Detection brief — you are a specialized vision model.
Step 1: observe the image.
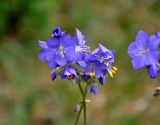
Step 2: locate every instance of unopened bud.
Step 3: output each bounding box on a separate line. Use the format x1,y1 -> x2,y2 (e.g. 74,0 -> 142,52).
152,87 -> 160,97
73,104 -> 80,113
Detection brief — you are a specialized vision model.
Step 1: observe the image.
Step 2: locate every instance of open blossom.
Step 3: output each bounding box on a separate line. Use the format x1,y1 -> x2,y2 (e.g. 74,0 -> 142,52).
38,27 -> 76,68
128,30 -> 159,69
38,27 -> 90,68
128,30 -> 160,78
68,29 -> 90,64
81,54 -> 107,78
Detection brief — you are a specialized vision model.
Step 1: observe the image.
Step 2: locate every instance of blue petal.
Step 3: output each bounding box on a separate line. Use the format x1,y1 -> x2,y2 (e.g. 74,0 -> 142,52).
61,34 -> 75,47
99,76 -> 106,85
95,67 -> 103,78
38,40 -> 48,49
55,51 -> 67,66
38,48 -> 56,61
61,68 -> 66,79
146,64 -> 159,79
156,32 -> 160,37
145,51 -> 159,65
47,37 -> 60,48
52,26 -> 64,38
135,30 -> 148,47
131,56 -> 145,69
98,43 -> 108,52
90,84 -> 99,95
75,28 -> 85,46
51,71 -> 56,81
68,66 -> 77,76
149,34 -> 160,49
78,61 -> 86,68
38,49 -> 56,68
65,46 -> 76,62
60,65 -> 77,79
41,49 -> 57,68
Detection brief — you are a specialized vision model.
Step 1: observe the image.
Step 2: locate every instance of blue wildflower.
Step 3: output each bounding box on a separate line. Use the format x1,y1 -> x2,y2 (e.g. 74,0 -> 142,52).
68,29 -> 90,64
52,26 -> 64,38
88,84 -> 99,95
92,43 -> 115,63
128,30 -> 159,69
38,27 -> 76,68
61,65 -> 77,80
92,44 -> 117,78
82,54 -> 107,78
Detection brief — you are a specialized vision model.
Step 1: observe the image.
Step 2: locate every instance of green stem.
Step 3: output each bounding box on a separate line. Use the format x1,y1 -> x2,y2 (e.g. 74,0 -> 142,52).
74,82 -> 88,125
83,87 -> 87,125
74,104 -> 84,125
74,82 -> 84,125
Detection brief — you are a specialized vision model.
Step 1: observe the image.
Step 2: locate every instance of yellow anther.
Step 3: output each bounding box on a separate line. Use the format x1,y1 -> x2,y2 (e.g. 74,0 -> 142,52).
59,46 -> 63,50
112,66 -> 117,71
108,70 -> 113,78
112,69 -> 116,74
89,72 -> 95,77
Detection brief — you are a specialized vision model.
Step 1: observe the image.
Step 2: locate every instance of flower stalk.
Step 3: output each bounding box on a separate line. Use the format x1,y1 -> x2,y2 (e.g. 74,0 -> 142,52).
38,26 -> 116,125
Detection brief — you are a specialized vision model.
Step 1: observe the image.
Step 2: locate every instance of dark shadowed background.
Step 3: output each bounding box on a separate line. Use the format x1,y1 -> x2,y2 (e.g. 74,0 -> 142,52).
0,0 -> 160,125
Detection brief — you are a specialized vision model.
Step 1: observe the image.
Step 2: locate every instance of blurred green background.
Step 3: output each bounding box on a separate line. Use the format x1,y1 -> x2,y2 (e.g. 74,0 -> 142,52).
0,0 -> 160,125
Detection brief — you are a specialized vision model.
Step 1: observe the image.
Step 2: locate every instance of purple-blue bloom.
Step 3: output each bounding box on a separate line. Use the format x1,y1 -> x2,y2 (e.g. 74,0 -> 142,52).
68,29 -> 90,64
92,43 -> 117,78
61,65 -> 77,80
38,27 -> 76,68
89,84 -> 99,95
92,43 -> 115,63
82,54 -> 107,78
128,30 -> 159,70
52,26 -> 64,38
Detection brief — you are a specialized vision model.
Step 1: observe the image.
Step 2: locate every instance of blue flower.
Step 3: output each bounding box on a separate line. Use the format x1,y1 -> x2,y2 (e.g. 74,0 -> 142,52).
92,43 -> 115,63
52,26 -> 64,38
91,44 -> 117,78
61,65 -> 77,80
68,29 -> 90,64
82,54 -> 107,78
38,27 -> 76,68
128,30 -> 159,69
146,63 -> 159,79
88,84 -> 99,95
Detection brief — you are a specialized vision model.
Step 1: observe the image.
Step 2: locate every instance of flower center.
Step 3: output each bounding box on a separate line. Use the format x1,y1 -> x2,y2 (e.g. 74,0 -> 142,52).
133,48 -> 149,56
67,74 -> 74,80
89,72 -> 95,77
59,46 -> 63,51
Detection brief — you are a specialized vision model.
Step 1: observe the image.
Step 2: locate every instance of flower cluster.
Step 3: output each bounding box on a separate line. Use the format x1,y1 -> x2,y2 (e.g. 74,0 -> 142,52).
38,26 -> 117,94
128,30 -> 160,78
